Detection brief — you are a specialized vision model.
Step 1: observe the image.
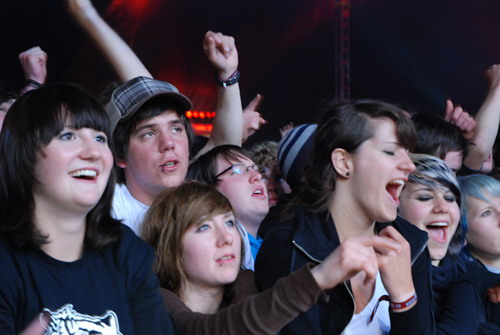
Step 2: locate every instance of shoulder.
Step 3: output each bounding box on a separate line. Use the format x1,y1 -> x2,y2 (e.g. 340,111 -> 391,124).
113,224 -> 155,265
112,185 -> 149,234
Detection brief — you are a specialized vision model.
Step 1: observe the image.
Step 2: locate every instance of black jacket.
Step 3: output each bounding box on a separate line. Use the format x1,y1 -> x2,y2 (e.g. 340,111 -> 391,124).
255,207 -> 435,335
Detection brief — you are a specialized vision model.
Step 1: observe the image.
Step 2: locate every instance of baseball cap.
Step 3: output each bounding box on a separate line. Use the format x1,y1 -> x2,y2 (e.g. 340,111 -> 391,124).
106,76 -> 193,130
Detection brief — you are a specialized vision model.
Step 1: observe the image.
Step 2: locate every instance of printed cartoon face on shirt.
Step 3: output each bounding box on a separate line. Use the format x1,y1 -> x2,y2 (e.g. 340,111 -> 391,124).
181,212 -> 242,291
399,182 -> 460,265
44,304 -> 122,335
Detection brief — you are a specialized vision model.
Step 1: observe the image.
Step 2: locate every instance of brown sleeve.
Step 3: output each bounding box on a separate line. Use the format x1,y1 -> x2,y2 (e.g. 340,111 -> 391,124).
161,264 -> 327,335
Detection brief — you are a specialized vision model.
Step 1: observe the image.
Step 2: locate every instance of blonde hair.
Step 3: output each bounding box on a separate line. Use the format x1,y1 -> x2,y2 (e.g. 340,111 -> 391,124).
141,181 -> 234,293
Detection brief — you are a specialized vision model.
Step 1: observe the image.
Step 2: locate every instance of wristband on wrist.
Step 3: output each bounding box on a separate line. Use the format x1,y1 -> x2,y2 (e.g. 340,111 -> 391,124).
25,79 -> 43,89
215,70 -> 240,88
369,293 -> 417,323
19,79 -> 44,96
389,293 -> 417,310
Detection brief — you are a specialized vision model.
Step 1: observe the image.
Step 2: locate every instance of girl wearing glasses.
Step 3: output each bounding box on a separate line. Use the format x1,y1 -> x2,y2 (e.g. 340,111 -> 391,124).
188,144 -> 271,269
255,100 -> 434,334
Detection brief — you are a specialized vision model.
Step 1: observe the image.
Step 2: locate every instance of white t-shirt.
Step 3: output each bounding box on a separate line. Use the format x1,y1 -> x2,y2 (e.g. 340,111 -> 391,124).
343,272 -> 390,335
111,184 -> 255,270
235,221 -> 255,271
112,184 -> 149,235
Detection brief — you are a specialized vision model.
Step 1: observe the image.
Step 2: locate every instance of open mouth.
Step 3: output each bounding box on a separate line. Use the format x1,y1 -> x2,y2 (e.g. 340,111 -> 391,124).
426,222 -> 448,243
252,188 -> 267,199
386,179 -> 405,202
216,254 -> 236,265
69,169 -> 97,181
160,160 -> 177,171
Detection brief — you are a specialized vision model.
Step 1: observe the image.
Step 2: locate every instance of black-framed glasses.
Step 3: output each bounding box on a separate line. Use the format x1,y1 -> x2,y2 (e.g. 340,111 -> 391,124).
215,163 -> 260,179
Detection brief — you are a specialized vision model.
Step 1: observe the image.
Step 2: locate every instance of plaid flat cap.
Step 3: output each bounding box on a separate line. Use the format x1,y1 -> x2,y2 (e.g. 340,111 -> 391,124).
106,76 -> 192,130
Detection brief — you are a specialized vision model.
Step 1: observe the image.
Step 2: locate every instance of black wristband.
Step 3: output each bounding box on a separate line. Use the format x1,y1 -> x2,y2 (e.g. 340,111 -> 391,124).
215,70 -> 240,88
25,79 -> 43,89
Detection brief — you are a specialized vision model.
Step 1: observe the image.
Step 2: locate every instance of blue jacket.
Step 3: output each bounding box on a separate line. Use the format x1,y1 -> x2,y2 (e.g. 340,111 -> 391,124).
255,208 -> 435,335
433,251 -> 500,335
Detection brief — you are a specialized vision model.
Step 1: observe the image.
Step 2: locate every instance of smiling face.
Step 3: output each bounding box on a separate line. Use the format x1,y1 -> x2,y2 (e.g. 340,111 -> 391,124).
119,111 -> 190,204
345,118 -> 415,223
399,182 -> 460,264
181,212 -> 241,292
465,193 -> 500,266
215,156 -> 269,233
34,126 -> 113,216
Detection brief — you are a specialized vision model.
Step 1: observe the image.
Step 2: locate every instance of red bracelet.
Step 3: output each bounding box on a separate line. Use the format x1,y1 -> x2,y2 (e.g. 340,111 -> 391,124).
369,293 -> 417,323
389,293 -> 417,310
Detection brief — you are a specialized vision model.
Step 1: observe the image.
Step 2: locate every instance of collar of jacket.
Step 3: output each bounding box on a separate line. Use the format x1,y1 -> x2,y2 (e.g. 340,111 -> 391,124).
291,208 -> 429,265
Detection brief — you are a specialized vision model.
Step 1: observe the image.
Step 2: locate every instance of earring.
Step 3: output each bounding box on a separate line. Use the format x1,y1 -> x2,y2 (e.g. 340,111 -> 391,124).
345,171 -> 351,177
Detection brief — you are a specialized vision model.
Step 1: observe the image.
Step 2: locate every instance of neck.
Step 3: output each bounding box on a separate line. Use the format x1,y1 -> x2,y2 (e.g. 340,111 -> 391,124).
328,187 -> 375,242
237,218 -> 261,238
34,208 -> 87,262
123,173 -> 155,206
179,282 -> 224,314
471,251 -> 500,270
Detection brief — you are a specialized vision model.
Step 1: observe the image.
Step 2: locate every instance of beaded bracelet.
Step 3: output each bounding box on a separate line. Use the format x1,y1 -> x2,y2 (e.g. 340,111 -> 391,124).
215,70 -> 240,88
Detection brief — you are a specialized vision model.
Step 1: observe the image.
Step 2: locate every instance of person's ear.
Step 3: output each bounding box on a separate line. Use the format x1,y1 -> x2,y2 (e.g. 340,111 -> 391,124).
331,148 -> 353,178
116,159 -> 127,169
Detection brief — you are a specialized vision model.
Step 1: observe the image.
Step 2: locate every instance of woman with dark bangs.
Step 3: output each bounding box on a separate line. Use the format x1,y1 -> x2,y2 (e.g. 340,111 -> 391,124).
0,83 -> 175,334
255,100 -> 435,334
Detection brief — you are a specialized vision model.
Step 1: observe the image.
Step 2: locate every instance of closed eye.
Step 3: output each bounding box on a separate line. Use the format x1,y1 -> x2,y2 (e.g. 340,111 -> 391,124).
444,194 -> 456,203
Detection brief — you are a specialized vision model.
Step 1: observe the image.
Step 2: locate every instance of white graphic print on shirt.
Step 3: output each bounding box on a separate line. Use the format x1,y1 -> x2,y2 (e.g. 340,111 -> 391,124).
43,304 -> 122,335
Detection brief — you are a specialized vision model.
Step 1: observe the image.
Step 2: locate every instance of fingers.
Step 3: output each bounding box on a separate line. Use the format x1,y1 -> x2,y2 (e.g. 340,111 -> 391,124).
488,285 -> 500,303
445,102 -> 476,133
444,99 -> 454,121
19,313 -> 49,335
486,64 -> 500,87
244,94 -> 264,112
18,46 -> 48,83
203,31 -> 235,58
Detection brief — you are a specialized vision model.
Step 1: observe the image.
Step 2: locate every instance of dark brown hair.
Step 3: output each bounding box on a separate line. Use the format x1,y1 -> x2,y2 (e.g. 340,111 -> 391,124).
0,82 -> 121,249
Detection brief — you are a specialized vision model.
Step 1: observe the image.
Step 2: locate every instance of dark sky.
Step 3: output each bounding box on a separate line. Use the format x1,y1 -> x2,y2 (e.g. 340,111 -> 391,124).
1,0 -> 499,144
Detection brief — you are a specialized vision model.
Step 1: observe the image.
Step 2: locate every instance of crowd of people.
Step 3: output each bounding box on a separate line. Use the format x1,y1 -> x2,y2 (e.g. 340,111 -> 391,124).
1,1 -> 500,334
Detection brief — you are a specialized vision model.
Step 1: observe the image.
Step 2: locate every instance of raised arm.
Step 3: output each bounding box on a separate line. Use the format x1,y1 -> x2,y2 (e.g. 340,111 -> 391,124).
67,0 -> 152,81
463,64 -> 500,171
192,31 -> 243,159
18,46 -> 48,95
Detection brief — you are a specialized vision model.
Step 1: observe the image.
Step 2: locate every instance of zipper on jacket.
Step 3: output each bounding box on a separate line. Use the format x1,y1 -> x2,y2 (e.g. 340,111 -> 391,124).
291,240 -> 323,263
411,235 -> 429,265
292,240 -> 356,334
